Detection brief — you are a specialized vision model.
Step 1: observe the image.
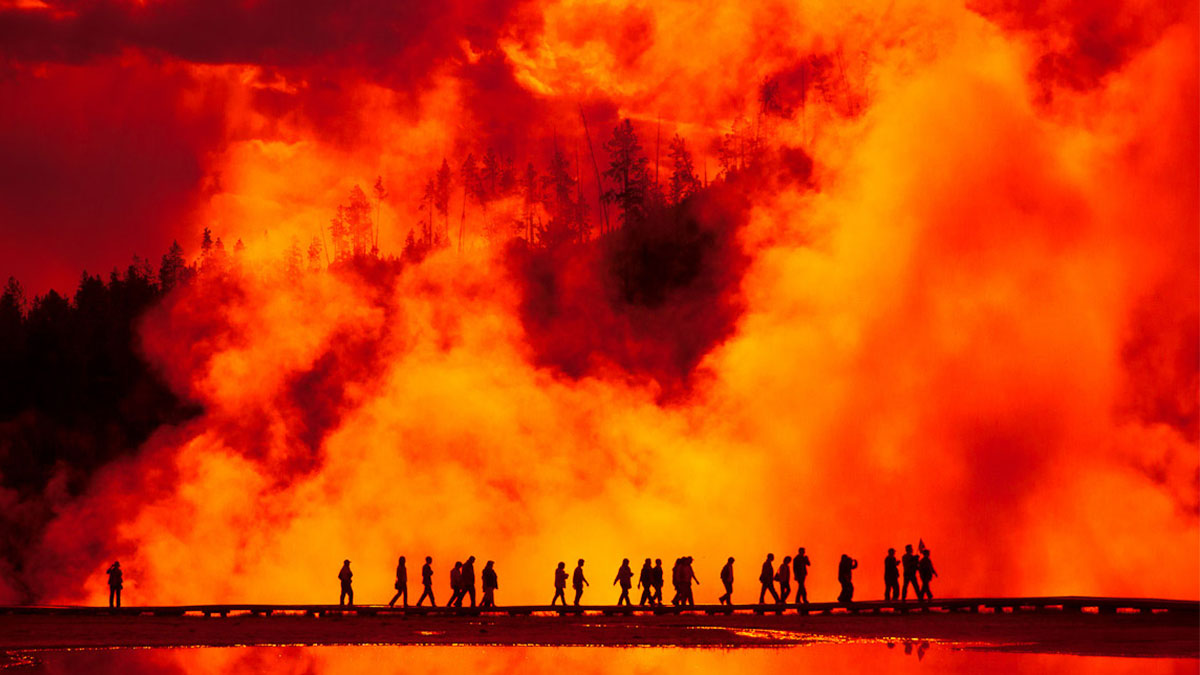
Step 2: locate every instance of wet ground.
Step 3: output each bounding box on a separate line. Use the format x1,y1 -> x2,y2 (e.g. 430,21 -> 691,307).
0,611 -> 1194,657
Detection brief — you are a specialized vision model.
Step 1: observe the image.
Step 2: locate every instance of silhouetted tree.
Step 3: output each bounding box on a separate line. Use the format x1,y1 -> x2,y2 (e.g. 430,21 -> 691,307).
603,119 -> 651,229
668,134 -> 700,205
307,237 -> 324,273
373,176 -> 387,254
541,143 -> 585,246
159,241 -> 186,292
435,159 -> 452,246
286,236 -> 304,283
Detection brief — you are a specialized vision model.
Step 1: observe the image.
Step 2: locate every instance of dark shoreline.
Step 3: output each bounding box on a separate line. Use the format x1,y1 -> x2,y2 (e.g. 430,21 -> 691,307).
0,612 -> 1195,658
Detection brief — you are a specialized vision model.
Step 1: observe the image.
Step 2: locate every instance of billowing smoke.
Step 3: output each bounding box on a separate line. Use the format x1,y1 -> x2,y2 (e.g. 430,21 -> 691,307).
0,0 -> 1195,606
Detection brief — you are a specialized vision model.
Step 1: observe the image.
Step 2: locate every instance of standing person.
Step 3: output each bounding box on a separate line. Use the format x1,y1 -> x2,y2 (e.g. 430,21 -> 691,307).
776,555 -> 792,605
650,559 -> 665,605
572,559 -> 589,606
918,549 -> 938,601
901,544 -> 921,601
883,549 -> 900,602
389,556 -> 408,608
448,561 -> 463,607
682,557 -> 699,606
481,561 -> 499,608
461,556 -> 477,607
552,562 -> 568,605
718,557 -> 735,605
837,554 -> 858,603
614,559 -> 634,606
417,556 -> 436,607
339,560 -> 354,606
106,561 -> 123,608
794,547 -> 811,606
637,559 -> 654,606
758,554 -> 779,604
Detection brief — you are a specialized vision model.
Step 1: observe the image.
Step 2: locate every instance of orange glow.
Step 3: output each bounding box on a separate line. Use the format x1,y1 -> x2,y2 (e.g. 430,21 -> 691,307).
2,0 -> 1194,607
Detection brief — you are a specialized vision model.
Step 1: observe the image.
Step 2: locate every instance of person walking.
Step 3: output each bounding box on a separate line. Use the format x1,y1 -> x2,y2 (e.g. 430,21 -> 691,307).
837,554 -> 858,603
758,554 -> 779,604
776,555 -> 792,604
718,557 -> 735,605
389,556 -> 408,608
461,556 -> 477,607
481,561 -> 499,607
448,561 -> 464,607
637,558 -> 654,606
614,559 -> 634,606
884,548 -> 900,602
918,549 -> 938,601
684,557 -> 700,606
552,562 -> 568,606
572,559 -> 589,606
338,560 -> 354,606
670,558 -> 683,606
417,556 -> 436,606
650,559 -> 665,605
901,544 -> 920,601
794,547 -> 811,605
106,561 -> 123,608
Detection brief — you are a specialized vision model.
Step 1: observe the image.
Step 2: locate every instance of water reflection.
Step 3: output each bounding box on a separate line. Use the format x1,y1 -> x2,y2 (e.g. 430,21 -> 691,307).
8,644 -> 1196,674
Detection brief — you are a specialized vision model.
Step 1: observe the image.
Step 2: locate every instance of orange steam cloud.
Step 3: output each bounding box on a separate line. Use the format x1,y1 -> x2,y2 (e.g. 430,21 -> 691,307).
4,0 -> 1195,605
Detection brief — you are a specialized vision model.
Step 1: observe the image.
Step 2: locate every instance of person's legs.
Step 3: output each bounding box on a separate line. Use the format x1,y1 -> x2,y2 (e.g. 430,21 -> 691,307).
779,584 -> 790,604
573,588 -> 583,606
468,587 -> 476,607
109,588 -> 115,608
390,591 -> 401,607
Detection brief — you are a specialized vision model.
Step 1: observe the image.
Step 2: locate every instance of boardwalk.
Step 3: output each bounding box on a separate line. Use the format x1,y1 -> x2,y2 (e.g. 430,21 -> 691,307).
0,597 -> 1195,657
1,595 -> 1194,618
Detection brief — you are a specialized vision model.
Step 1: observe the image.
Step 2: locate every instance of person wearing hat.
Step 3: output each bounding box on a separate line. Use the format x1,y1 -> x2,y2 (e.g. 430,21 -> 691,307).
338,559 -> 354,606
106,561 -> 123,608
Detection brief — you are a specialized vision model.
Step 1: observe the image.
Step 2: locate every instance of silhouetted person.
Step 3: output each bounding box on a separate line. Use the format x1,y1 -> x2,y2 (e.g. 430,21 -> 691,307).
794,547 -> 810,605
884,548 -> 900,602
918,550 -> 937,601
650,559 -> 664,605
572,559 -> 589,606
106,561 -> 123,608
758,554 -> 779,604
901,544 -> 920,601
614,559 -> 633,606
481,560 -> 498,607
339,559 -> 354,606
776,555 -> 792,604
837,554 -> 858,603
417,556 -> 436,607
449,561 -> 463,607
389,556 -> 408,608
552,562 -> 568,606
638,558 -> 654,605
682,556 -> 699,606
461,556 -> 477,607
670,557 -> 683,606
719,557 -> 735,605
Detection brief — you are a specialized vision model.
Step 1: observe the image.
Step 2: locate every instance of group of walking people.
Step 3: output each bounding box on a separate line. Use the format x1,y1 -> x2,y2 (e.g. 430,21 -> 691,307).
339,555 -> 500,609
104,544 -> 938,609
